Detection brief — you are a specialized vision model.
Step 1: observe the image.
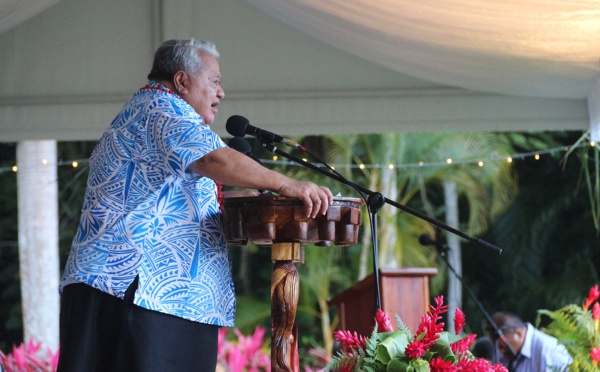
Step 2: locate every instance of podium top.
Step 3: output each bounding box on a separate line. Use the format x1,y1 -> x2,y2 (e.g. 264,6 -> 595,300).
221,195 -> 365,246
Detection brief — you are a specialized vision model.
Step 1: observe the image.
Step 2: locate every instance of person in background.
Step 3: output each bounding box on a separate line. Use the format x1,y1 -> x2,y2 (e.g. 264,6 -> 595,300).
472,336 -> 495,362
488,312 -> 572,371
57,38 -> 333,372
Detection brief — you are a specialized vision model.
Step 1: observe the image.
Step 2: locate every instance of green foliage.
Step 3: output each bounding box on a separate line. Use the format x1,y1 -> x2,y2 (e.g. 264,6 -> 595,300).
232,295 -> 271,334
461,131 -> 599,333
537,301 -> 600,371
563,131 -> 600,231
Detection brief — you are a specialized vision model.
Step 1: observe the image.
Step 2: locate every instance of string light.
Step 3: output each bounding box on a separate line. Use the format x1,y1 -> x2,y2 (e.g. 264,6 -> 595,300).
0,142 -> 595,175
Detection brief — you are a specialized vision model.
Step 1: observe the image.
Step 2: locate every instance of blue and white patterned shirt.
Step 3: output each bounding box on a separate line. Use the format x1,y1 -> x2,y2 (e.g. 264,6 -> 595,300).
60,81 -> 235,327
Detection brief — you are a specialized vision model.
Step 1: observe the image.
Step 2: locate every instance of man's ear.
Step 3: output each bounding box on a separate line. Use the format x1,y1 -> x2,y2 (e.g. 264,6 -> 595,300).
515,327 -> 527,342
173,70 -> 188,94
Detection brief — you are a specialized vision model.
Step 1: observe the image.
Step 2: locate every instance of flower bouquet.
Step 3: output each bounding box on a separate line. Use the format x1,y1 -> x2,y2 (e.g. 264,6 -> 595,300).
537,284 -> 600,371
0,339 -> 59,372
327,296 -> 507,371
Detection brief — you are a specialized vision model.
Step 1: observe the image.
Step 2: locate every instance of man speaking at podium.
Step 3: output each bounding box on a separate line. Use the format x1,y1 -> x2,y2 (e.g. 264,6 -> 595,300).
57,39 -> 333,372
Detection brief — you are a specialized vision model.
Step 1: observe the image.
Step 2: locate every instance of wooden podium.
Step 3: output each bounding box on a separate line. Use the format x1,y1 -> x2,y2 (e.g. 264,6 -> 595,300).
222,196 -> 365,372
329,268 -> 438,336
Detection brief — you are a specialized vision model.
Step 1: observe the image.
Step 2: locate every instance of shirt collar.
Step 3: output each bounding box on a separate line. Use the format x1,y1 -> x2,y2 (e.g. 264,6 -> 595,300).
519,323 -> 534,359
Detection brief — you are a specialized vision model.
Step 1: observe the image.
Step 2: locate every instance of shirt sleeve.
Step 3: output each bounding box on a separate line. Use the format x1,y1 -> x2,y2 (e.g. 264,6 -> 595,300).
147,112 -> 226,179
545,343 -> 572,371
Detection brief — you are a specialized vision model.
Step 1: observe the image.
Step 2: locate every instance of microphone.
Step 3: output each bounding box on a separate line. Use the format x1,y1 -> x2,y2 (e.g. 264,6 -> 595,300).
226,115 -> 304,150
419,234 -> 447,252
227,137 -> 272,195
228,137 -> 265,166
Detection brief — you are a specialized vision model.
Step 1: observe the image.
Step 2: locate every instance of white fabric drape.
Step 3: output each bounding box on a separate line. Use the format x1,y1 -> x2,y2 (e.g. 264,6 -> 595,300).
246,0 -> 600,99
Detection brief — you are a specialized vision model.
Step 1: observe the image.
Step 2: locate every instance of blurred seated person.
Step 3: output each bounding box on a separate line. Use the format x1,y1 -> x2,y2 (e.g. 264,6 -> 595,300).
488,312 -> 572,371
472,336 -> 495,362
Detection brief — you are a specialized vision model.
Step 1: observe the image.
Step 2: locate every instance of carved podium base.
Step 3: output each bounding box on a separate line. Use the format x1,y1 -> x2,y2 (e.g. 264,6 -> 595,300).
271,243 -> 303,371
222,196 -> 364,372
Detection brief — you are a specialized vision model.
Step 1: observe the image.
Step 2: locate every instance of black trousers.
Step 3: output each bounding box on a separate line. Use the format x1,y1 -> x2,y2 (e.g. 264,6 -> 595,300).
57,278 -> 219,372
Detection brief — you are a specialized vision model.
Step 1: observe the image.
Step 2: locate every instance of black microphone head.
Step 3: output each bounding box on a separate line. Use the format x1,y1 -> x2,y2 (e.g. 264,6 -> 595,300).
226,115 -> 250,137
228,137 -> 252,154
419,234 -> 436,246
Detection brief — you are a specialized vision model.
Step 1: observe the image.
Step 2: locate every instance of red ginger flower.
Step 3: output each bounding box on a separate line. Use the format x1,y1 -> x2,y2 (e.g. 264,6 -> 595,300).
333,329 -> 366,351
591,347 -> 600,367
412,295 -> 448,350
454,308 -> 466,335
456,357 -> 491,371
375,309 -> 395,332
492,364 -> 509,372
430,295 -> 449,320
584,284 -> 600,311
451,333 -> 476,358
430,356 -> 456,371
415,313 -> 443,349
405,340 -> 426,359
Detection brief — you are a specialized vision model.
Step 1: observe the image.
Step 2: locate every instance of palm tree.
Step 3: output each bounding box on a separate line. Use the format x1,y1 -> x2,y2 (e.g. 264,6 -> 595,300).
320,132 -> 517,279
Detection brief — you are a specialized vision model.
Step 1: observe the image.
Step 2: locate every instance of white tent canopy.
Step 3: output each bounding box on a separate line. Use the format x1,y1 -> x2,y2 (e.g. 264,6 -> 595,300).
1,0 -> 599,351
0,0 -> 597,142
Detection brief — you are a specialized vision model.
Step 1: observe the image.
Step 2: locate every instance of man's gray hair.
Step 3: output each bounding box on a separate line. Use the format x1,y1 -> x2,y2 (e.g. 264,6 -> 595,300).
147,39 -> 219,82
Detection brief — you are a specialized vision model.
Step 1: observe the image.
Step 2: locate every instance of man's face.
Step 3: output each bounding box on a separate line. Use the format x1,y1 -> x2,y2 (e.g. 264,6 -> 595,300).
492,327 -> 525,359
180,53 -> 224,125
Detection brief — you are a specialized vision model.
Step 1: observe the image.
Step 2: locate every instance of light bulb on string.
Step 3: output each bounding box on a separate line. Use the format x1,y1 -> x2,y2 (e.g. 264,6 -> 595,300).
0,141 -> 591,175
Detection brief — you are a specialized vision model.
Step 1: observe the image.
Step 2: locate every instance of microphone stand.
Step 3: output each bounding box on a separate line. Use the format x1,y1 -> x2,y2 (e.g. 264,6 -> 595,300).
260,142 -> 503,256
260,142 -> 503,317
424,237 -> 517,359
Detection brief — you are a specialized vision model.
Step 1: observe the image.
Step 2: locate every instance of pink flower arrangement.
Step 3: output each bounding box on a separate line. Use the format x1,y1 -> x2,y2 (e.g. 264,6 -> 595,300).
217,326 -> 271,372
328,295 -> 508,372
0,339 -> 59,372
